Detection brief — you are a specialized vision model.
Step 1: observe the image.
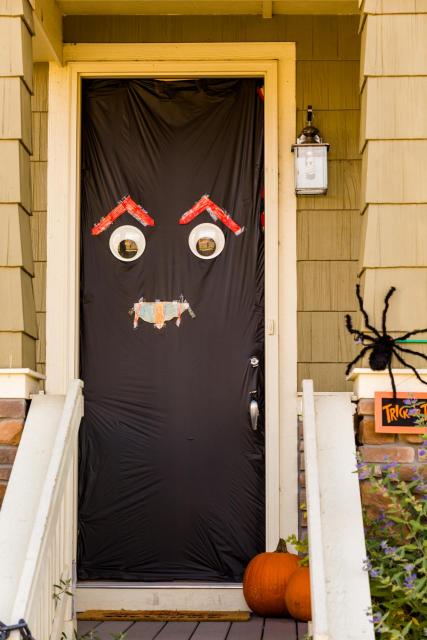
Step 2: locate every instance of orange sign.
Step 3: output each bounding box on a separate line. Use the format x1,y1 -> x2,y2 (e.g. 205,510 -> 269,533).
375,392 -> 427,434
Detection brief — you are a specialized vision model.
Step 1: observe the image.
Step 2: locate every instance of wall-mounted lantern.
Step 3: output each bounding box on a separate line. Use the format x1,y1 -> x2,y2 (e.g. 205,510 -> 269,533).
291,105 -> 329,195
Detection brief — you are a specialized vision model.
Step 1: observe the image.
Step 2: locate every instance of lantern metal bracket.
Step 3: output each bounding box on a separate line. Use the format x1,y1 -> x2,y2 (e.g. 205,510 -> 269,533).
292,105 -> 329,149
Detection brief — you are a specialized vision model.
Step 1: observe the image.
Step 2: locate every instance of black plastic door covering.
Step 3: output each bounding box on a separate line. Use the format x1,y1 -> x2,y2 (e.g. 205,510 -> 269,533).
78,78 -> 265,582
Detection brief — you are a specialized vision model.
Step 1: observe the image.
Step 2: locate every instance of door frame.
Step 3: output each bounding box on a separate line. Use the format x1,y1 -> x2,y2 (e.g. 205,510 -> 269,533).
46,42 -> 297,552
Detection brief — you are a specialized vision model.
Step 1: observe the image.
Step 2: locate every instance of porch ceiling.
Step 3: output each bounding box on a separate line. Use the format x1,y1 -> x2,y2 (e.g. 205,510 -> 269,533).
57,0 -> 359,16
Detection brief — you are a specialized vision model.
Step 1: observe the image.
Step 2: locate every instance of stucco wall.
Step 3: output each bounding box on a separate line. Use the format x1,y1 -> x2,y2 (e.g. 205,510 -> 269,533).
43,14 -> 361,391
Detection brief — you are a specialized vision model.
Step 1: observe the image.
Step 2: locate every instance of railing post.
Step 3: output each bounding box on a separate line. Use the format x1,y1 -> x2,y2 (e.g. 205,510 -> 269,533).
302,380 -> 329,640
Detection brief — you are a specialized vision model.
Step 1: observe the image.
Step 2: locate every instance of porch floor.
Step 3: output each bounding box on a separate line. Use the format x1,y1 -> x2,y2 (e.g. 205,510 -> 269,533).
78,617 -> 308,639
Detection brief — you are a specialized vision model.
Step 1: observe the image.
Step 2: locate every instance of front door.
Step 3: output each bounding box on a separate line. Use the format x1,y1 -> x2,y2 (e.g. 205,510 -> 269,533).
78,78 -> 265,582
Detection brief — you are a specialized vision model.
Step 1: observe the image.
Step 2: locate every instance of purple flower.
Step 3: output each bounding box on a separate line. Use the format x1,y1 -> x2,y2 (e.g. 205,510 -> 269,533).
404,573 -> 417,590
385,545 -> 397,555
379,540 -> 397,555
357,462 -> 370,479
383,462 -> 396,471
369,568 -> 380,578
388,472 -> 398,480
408,408 -> 420,416
403,563 -> 417,590
363,558 -> 373,573
419,448 -> 426,457
370,612 -> 382,624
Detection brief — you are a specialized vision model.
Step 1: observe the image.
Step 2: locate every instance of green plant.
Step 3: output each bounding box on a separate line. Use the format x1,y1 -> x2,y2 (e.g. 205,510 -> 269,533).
53,580 -> 127,640
357,449 -> 427,639
286,532 -> 309,567
53,577 -> 73,604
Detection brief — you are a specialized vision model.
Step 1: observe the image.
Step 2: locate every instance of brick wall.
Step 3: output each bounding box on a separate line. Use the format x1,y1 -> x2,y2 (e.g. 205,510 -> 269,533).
0,399 -> 28,508
356,398 -> 426,515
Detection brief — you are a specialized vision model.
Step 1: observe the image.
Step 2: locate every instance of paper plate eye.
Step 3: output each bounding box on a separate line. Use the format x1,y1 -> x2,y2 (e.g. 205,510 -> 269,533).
109,225 -> 146,262
188,223 -> 225,260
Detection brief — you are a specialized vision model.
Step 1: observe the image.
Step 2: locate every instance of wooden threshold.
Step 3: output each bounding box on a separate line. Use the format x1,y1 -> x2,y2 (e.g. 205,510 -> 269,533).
77,610 -> 250,622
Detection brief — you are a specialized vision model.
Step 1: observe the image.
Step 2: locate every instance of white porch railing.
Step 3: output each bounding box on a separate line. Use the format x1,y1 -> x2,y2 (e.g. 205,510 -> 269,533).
301,380 -> 329,640
301,380 -> 375,640
0,380 -> 83,640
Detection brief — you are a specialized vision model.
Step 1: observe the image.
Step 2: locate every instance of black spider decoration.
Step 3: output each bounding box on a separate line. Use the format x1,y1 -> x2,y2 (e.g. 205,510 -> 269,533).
345,285 -> 427,397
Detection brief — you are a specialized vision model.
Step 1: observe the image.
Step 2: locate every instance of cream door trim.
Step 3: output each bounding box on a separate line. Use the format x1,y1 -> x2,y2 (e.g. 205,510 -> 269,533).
47,42 -> 297,550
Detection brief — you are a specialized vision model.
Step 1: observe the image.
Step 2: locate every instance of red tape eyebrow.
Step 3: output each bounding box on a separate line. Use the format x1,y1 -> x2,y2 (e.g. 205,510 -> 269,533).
179,195 -> 244,236
91,195 -> 155,236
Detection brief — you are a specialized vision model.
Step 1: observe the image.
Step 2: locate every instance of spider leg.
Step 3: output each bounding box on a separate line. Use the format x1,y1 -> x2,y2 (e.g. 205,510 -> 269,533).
397,327 -> 427,341
387,361 -> 397,398
345,314 -> 375,342
393,350 -> 427,386
345,344 -> 373,376
382,286 -> 396,335
394,344 -> 427,362
355,284 -> 381,338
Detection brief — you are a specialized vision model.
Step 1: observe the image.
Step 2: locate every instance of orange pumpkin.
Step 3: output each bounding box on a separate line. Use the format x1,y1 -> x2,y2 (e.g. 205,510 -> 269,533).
284,565 -> 311,622
243,539 -> 299,617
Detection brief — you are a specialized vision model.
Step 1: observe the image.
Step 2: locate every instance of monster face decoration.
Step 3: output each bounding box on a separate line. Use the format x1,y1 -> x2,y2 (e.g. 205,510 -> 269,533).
92,193 -> 245,329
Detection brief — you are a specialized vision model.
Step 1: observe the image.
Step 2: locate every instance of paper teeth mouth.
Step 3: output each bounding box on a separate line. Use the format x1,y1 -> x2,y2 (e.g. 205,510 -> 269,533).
130,297 -> 196,329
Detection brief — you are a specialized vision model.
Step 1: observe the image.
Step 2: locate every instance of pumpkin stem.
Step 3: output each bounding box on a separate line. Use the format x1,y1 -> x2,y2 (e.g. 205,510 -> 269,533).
275,538 -> 288,553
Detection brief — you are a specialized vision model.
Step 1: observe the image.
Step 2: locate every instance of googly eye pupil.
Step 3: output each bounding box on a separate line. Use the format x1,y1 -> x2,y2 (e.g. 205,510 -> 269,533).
118,238 -> 138,259
196,237 -> 216,257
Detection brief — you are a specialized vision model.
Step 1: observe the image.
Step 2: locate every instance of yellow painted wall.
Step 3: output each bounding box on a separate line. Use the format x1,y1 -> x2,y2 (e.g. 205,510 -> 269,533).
30,63 -> 48,376
358,7 -> 427,368
0,6 -> 37,370
57,14 -> 362,391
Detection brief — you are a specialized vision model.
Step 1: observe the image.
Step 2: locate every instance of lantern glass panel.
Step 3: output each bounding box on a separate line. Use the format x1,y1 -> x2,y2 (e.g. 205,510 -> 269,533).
294,144 -> 328,195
